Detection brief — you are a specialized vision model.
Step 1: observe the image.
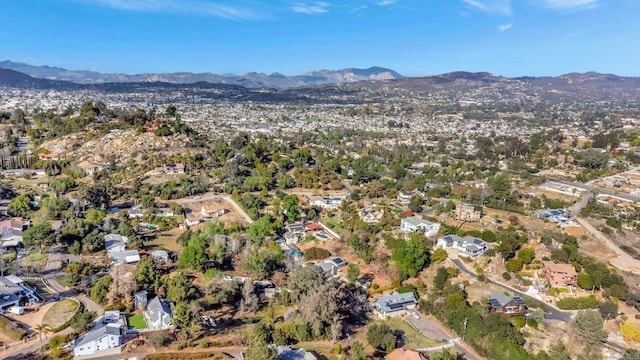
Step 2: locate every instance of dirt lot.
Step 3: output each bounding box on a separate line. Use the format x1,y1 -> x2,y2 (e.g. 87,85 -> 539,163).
5,301 -> 55,333
42,299 -> 79,329
296,238 -> 393,289
172,195 -> 250,226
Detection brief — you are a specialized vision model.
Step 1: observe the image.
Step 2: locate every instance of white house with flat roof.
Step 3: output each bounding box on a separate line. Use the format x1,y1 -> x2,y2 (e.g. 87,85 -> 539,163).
436,234 -> 488,257
400,216 -> 441,237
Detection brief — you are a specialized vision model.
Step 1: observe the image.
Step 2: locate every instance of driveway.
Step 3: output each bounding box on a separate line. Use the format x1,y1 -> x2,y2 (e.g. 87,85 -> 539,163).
450,258 -> 573,322
404,310 -> 483,360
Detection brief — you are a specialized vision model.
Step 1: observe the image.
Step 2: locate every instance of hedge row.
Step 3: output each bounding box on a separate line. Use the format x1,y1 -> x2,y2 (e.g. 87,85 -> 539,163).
143,352 -> 229,360
557,295 -> 599,310
0,314 -> 27,340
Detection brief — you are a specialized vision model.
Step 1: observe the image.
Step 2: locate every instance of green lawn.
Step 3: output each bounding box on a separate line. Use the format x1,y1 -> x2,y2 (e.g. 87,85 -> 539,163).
382,317 -> 445,349
127,314 -> 148,329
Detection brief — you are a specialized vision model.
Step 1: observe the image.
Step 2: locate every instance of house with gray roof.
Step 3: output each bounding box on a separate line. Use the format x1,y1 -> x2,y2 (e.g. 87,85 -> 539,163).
73,323 -> 122,357
372,291 -> 417,319
0,275 -> 41,309
277,346 -> 318,360
104,234 -> 128,253
400,216 -> 441,237
145,296 -> 173,330
436,234 -> 488,257
488,292 -> 527,316
108,250 -> 140,264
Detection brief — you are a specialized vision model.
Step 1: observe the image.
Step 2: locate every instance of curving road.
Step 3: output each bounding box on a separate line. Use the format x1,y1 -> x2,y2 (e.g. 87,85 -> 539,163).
450,258 -> 573,322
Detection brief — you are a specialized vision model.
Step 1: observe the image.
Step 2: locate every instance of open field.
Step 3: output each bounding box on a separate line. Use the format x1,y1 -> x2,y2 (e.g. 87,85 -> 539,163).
22,253 -> 47,268
382,317 -> 444,349
172,194 -> 250,226
42,299 -> 80,330
145,228 -> 183,253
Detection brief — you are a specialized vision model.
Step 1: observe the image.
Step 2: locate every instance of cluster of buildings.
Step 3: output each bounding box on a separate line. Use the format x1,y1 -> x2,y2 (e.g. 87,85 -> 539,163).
534,209 -> 572,226
105,233 -> 140,264
436,234 -> 488,257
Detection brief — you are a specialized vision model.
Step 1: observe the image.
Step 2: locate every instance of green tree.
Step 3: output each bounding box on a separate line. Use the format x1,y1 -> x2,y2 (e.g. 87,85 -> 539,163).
349,341 -> 367,360
433,266 -> 450,291
8,194 -> 32,218
165,272 -> 197,303
408,195 -> 425,212
517,248 -> 535,264
173,302 -> 192,334
71,311 -> 97,332
85,209 -> 105,225
505,258 -> 524,273
366,323 -> 396,352
572,310 -> 608,347
34,323 -> 52,360
90,275 -> 113,304
243,247 -> 283,280
577,272 -> 594,290
282,194 -> 300,223
598,301 -> 618,320
179,236 -> 208,271
23,222 -> 55,251
134,256 -> 158,292
347,263 -> 360,283
392,236 -> 430,280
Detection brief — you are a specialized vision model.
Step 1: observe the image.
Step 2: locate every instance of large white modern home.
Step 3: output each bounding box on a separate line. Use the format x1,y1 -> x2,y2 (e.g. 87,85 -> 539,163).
0,275 -> 42,310
400,216 -> 441,237
73,324 -> 122,357
436,234 -> 488,257
372,291 -> 417,319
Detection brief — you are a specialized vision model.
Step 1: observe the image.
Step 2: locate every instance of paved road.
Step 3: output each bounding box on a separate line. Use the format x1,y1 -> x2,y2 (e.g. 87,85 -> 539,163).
546,178 -> 640,204
405,310 -> 483,360
450,259 -> 573,322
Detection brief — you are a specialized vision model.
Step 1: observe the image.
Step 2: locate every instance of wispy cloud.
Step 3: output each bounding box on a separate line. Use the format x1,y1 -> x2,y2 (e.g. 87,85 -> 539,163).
497,22 -> 513,31
81,0 -> 261,20
462,0 -> 512,16
377,0 -> 396,6
290,1 -> 330,14
544,0 -> 599,10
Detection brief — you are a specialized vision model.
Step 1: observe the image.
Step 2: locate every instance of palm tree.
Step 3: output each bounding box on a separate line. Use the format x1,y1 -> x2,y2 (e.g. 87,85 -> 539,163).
35,323 -> 52,359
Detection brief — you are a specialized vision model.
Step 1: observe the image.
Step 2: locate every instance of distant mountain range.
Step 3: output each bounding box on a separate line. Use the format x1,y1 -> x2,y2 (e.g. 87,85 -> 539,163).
0,60 -> 402,88
1,62 -> 640,103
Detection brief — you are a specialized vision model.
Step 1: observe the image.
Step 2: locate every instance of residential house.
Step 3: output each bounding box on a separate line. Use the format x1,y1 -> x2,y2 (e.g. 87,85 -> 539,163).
455,204 -> 481,222
284,232 -> 301,245
77,161 -> 110,176
73,324 -> 122,357
372,291 -> 417,319
1,228 -> 23,249
436,235 -> 488,257
0,275 -> 42,309
155,207 -> 176,217
108,250 -> 140,264
542,262 -> 577,287
145,296 -> 173,330
400,216 -> 441,237
38,152 -> 64,161
134,291 -> 148,309
151,250 -> 170,264
128,207 -> 144,219
310,196 -> 343,210
488,292 -> 528,316
104,234 -> 128,253
164,163 -> 185,174
277,345 -> 318,360
386,349 -> 427,360
359,207 -> 383,224
397,190 -> 420,204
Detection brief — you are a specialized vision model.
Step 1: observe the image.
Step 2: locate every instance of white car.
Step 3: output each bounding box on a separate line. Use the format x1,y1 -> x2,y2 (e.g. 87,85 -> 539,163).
8,306 -> 24,315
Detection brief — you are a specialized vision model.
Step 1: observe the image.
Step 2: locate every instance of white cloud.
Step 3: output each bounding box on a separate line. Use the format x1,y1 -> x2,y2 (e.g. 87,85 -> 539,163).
497,22 -> 513,31
544,0 -> 599,10
290,1 -> 330,14
377,0 -> 396,6
462,0 -> 512,16
82,0 -> 261,20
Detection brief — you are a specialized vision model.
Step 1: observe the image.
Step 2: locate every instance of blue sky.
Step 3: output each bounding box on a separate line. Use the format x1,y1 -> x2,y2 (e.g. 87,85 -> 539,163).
1,0 -> 638,76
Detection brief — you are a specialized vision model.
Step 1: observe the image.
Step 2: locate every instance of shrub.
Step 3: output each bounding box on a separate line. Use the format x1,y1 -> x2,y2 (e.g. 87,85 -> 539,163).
502,272 -> 512,281
303,247 -> 331,261
526,318 -> 538,329
0,314 -> 26,340
512,316 -> 526,328
557,295 -> 599,310
199,341 -> 210,348
149,332 -> 171,347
